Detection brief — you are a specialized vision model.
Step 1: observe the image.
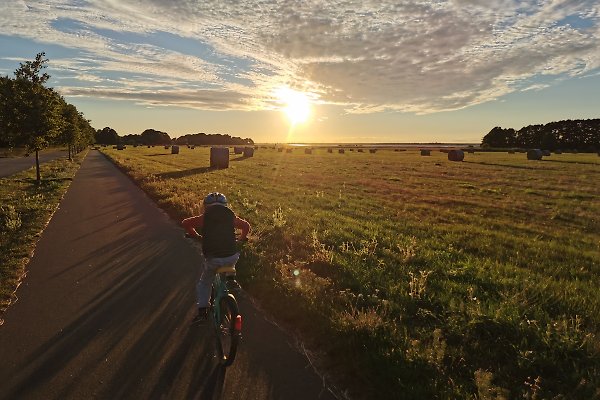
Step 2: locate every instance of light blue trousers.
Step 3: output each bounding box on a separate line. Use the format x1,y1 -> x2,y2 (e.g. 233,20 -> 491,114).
196,253 -> 240,308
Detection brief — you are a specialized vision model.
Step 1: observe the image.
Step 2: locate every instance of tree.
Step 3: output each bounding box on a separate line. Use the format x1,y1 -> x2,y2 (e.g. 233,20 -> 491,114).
95,127 -> 119,145
14,52 -> 50,85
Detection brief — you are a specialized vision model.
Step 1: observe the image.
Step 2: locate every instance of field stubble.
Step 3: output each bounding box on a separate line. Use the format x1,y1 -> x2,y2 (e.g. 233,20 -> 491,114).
102,147 -> 600,399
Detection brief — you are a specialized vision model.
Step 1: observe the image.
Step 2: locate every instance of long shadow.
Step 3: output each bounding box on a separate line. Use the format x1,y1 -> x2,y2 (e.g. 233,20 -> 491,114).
146,153 -> 171,157
157,166 -> 217,179
462,161 -> 543,170
230,156 -> 249,162
542,159 -> 600,166
3,231 -> 212,399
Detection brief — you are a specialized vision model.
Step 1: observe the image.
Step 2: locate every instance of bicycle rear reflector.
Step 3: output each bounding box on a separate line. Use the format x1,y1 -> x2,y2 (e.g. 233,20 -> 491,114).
234,315 -> 242,332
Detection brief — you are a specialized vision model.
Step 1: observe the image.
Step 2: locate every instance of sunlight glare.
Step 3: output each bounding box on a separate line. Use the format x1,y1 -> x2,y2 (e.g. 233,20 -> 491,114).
275,87 -> 311,125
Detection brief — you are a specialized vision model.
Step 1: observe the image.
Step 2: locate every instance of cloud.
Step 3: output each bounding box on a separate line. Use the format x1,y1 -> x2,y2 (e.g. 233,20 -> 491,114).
0,0 -> 598,114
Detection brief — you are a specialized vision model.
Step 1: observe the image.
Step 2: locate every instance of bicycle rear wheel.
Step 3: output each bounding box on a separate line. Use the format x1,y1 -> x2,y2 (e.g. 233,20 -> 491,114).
214,294 -> 241,367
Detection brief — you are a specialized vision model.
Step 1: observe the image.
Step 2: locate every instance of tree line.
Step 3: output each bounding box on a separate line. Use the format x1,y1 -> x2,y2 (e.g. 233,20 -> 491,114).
95,128 -> 254,146
0,53 -> 95,181
481,119 -> 600,151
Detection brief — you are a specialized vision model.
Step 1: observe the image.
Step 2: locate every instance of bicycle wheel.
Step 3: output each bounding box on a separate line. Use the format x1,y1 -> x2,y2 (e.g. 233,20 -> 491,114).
214,294 -> 241,366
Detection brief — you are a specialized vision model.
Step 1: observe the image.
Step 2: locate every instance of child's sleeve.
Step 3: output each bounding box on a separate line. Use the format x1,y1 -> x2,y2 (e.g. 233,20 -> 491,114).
234,216 -> 250,239
182,215 -> 204,237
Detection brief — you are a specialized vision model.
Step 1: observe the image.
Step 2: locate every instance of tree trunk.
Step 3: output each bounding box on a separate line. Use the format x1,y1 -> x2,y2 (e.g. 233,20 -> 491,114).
35,149 -> 41,183
68,144 -> 72,161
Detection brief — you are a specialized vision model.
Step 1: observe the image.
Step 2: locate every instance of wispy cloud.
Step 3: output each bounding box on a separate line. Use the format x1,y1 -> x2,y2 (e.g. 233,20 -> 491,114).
1,0 -> 598,114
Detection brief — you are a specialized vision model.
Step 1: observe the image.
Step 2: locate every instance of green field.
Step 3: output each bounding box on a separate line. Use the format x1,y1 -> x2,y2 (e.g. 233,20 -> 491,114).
101,146 -> 600,399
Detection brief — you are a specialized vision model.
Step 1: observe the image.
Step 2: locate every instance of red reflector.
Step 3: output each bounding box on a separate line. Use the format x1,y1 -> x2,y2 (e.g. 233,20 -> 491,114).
234,315 -> 242,331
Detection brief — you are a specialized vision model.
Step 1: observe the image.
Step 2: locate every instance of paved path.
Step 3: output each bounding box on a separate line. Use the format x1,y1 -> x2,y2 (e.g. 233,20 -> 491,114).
0,149 -> 68,177
0,151 -> 337,400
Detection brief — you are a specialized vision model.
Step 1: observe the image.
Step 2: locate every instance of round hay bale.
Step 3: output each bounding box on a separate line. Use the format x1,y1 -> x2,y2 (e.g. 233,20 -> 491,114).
327,148 -> 333,153
286,148 -> 293,153
305,148 -> 312,154
243,147 -> 254,157
338,149 -> 345,154
117,144 -> 125,150
210,147 -> 229,168
527,149 -> 543,160
171,145 -> 180,154
147,145 -> 151,148
420,149 -> 431,156
541,150 -> 551,156
277,148 -> 283,152
357,149 -> 364,153
448,149 -> 464,161
369,149 -> 377,153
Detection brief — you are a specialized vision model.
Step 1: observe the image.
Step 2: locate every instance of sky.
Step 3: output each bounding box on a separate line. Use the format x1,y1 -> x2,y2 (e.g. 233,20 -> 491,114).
1,0 -> 599,143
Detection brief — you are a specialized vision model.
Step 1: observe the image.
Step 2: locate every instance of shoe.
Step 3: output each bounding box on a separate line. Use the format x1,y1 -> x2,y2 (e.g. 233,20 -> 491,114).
193,307 -> 209,323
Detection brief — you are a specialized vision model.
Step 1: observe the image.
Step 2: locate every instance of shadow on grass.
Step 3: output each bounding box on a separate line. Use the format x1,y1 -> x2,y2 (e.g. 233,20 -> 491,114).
463,161 -> 543,170
146,153 -> 171,157
231,156 -> 251,162
542,159 -> 600,166
156,166 -> 218,179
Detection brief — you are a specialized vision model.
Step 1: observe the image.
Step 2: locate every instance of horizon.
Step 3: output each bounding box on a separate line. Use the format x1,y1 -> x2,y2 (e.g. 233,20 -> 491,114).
1,1 -> 599,143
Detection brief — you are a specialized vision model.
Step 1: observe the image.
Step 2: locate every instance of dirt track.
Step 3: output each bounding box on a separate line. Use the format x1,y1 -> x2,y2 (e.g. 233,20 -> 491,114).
0,150 -> 337,400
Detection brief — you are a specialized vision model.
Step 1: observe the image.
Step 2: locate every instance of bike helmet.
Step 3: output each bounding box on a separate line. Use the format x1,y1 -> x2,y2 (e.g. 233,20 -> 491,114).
203,192 -> 228,206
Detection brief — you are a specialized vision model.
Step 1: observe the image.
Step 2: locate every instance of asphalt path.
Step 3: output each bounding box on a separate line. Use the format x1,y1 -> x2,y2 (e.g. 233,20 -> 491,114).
0,150 -> 338,400
0,149 -> 69,178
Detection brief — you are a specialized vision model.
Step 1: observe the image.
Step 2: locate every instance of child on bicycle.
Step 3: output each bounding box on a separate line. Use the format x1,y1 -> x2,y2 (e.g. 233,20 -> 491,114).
182,192 -> 250,321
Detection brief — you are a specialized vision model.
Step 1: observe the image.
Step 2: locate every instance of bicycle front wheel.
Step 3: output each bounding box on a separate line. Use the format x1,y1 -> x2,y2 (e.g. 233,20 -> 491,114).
214,294 -> 241,367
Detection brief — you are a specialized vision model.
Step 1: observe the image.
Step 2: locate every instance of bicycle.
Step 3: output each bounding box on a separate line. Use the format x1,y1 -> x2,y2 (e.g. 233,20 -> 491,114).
210,262 -> 242,366
187,234 -> 243,367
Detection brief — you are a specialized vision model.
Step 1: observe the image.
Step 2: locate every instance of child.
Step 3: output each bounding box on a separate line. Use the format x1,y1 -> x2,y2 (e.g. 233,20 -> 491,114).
182,192 -> 250,321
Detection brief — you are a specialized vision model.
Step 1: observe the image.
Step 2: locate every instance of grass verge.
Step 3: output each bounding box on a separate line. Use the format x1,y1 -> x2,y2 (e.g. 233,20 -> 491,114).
0,150 -> 87,323
101,147 -> 600,399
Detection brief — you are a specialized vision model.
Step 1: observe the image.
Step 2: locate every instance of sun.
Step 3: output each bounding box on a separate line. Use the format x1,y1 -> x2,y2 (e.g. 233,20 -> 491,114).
275,87 -> 311,125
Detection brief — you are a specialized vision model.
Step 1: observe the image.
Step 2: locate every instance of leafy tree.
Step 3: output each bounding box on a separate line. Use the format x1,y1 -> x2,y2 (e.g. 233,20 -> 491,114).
95,127 -> 119,145
140,129 -> 171,145
14,52 -> 50,85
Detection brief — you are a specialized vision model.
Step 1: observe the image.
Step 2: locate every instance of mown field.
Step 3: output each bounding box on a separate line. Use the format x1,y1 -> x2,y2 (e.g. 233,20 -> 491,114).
0,151 -> 86,322
101,146 -> 600,399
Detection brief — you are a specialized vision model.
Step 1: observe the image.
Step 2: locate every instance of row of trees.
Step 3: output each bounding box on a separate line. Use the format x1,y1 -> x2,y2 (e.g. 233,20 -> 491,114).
481,119 -> 600,150
94,128 -> 254,146
0,53 -> 95,181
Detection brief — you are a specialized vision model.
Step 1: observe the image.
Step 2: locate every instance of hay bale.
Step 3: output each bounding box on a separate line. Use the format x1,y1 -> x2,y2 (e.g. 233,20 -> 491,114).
171,145 -> 180,154
305,148 -> 312,154
420,149 -> 431,156
277,148 -> 283,152
338,149 -> 345,154
243,147 -> 254,157
541,150 -> 551,156
147,145 -> 151,148
448,149 -> 464,161
357,149 -> 364,153
210,147 -> 229,168
117,144 -> 125,150
369,149 -> 377,153
286,148 -> 293,153
327,148 -> 333,153
234,147 -> 244,154
527,149 -> 543,160
467,149 -> 475,154
164,145 -> 170,149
